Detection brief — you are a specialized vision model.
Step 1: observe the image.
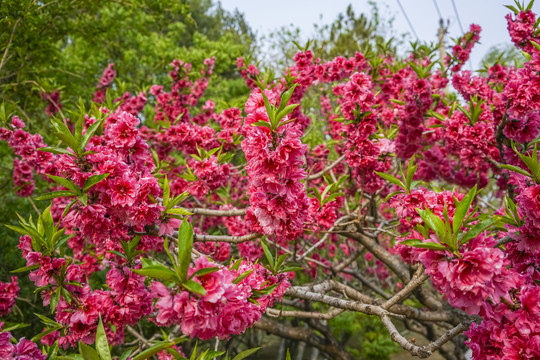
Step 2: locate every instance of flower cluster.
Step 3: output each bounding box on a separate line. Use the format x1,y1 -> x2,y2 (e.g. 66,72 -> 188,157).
0,117 -> 55,196
241,89 -> 310,241
0,277 -> 19,317
152,257 -> 289,340
0,323 -> 45,360
92,63 -> 116,103
445,24 -> 482,72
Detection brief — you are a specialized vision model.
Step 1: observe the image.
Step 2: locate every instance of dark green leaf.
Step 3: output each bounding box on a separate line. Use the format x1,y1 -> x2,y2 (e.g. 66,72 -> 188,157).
35,190 -> 76,201
453,185 -> 477,234
132,265 -> 179,283
374,171 -> 405,189
45,174 -> 81,194
38,147 -> 75,156
83,173 -> 110,192
79,343 -> 100,360
400,240 -> 446,251
459,218 -> 495,246
189,267 -> 220,280
95,315 -> 112,360
232,269 -> 253,284
183,280 -> 206,296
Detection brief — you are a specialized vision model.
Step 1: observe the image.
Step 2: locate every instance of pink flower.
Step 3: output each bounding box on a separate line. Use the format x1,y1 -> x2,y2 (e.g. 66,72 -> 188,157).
0,277 -> 19,317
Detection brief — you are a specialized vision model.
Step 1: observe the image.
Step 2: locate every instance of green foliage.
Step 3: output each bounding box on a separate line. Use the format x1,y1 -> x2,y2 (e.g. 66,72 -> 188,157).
329,312 -> 399,360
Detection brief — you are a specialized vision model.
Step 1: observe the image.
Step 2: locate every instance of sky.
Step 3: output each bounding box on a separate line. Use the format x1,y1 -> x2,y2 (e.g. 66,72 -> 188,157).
219,0 -> 540,69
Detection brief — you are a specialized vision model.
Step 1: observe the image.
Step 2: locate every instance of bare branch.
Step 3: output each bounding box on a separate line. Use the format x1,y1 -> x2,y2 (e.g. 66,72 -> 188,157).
194,232 -> 262,243
380,315 -> 469,358
254,317 -> 353,360
382,266 -> 429,310
266,307 -> 344,320
189,207 -> 246,216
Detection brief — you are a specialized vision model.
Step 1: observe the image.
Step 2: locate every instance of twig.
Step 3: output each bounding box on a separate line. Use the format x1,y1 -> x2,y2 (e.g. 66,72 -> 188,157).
126,325 -> 151,347
189,207 -> 246,216
380,316 -> 468,358
266,307 -> 344,320
193,232 -> 262,243
0,19 -> 21,74
382,266 -> 429,309
306,155 -> 346,181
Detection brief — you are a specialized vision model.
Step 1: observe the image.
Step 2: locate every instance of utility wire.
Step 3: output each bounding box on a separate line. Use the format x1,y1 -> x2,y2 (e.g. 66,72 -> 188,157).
396,0 -> 419,41
433,0 -> 443,20
451,0 -> 465,34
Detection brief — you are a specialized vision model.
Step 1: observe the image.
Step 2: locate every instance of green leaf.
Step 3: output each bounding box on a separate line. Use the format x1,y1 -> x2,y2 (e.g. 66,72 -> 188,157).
405,155 -> 418,192
189,267 -> 220,280
277,84 -> 297,113
40,204 -> 55,248
274,253 -> 288,272
78,193 -> 88,206
202,351 -> 225,360
504,4 -> 519,14
11,264 -> 40,273
276,103 -> 300,123
50,288 -> 60,313
400,239 -> 446,251
374,171 -> 405,189
63,199 -> 78,217
458,218 -> 495,246
119,348 -> 135,360
0,322 -> 30,332
83,173 -> 110,192
177,220 -> 194,282
183,280 -> 206,296
166,208 -> 194,216
38,147 -> 75,156
132,265 -> 179,283
251,120 -> 272,129
453,185 -> 477,234
35,190 -> 77,201
498,164 -> 533,178
95,315 -> 113,360
260,89 -> 275,126
260,241 -> 274,268
35,313 -> 61,327
79,343 -> 100,360
280,266 -> 303,273
45,174 -> 81,194
232,269 -> 254,284
417,208 -> 449,245
81,118 -> 105,153
383,191 -> 404,202
163,176 -> 171,209
52,120 -> 79,153
31,325 -> 62,343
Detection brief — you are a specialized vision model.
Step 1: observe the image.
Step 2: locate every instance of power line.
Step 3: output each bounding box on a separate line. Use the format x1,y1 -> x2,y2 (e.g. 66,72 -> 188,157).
396,0 -> 419,41
451,0 -> 465,34
433,0 -> 443,20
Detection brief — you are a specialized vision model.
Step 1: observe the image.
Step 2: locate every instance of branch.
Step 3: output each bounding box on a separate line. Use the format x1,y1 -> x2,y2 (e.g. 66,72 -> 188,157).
380,315 -> 469,358
344,231 -> 411,283
266,307 -> 344,320
188,207 -> 246,216
254,317 -> 353,360
194,232 -> 262,243
306,155 -> 346,181
285,285 -> 404,319
297,215 -> 354,260
382,266 -> 429,310
0,18 -> 21,74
